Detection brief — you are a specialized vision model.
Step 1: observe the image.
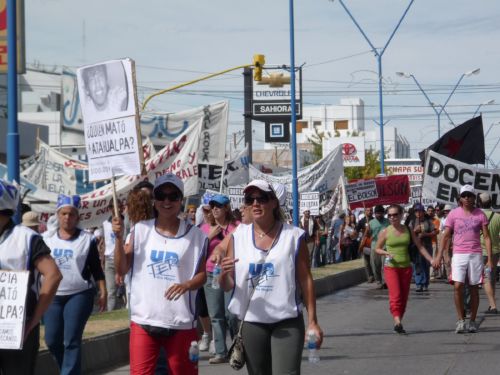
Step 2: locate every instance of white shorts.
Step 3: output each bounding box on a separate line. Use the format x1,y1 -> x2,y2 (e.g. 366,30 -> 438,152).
451,253 -> 484,285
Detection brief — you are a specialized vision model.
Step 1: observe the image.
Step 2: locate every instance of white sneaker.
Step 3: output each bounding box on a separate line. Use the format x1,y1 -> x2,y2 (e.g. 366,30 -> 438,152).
209,340 -> 215,355
468,320 -> 478,333
455,319 -> 466,334
199,333 -> 210,351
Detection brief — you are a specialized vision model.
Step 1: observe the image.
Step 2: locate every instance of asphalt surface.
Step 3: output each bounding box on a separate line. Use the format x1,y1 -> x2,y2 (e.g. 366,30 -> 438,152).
100,280 -> 500,375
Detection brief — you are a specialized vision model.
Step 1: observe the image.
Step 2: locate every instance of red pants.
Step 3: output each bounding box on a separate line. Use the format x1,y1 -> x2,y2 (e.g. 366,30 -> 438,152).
384,266 -> 413,319
129,322 -> 198,375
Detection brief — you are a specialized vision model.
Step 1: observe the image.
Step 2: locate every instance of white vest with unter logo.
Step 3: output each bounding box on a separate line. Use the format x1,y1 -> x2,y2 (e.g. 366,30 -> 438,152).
129,219 -> 207,330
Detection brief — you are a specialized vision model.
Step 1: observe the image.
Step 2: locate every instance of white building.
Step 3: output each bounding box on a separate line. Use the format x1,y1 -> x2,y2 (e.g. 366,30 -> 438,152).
296,98 -> 410,159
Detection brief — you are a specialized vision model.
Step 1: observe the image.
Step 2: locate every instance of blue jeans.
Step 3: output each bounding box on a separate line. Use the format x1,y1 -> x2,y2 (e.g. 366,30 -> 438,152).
44,288 -> 95,375
414,246 -> 433,288
204,272 -> 238,356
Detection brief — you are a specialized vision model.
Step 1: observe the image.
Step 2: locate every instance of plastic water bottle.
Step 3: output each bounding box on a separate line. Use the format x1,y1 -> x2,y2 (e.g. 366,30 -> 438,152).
212,264 -> 221,289
307,330 -> 320,363
384,255 -> 393,266
485,267 -> 491,280
189,341 -> 199,363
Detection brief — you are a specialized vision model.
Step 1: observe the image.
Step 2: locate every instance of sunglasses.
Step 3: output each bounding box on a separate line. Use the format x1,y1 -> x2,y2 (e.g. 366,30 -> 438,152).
244,194 -> 270,205
387,213 -> 399,218
154,191 -> 182,202
209,202 -> 225,209
461,193 -> 475,199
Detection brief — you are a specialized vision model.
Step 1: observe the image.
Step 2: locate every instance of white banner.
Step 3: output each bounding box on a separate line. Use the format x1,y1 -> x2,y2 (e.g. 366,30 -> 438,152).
228,186 -> 245,209
198,146 -> 250,192
77,59 -> 142,181
299,192 -> 320,216
249,145 -> 343,195
21,141 -> 84,195
32,118 -> 203,228
423,150 -> 500,210
410,185 -> 437,207
345,180 -> 378,203
0,271 -> 29,350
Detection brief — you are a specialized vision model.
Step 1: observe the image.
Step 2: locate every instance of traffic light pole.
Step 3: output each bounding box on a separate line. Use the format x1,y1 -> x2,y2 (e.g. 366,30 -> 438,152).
243,67 -> 253,164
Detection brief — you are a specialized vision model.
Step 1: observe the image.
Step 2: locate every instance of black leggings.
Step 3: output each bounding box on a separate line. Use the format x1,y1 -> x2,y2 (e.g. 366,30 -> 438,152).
241,314 -> 305,375
196,286 -> 209,318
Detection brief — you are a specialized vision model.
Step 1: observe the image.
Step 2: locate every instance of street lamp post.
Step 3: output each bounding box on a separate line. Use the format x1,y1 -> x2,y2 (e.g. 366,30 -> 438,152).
334,0 -> 415,173
473,99 -> 495,118
396,69 -> 480,138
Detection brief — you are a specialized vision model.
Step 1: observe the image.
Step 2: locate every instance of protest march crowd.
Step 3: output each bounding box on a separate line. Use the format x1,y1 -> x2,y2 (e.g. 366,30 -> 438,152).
0,57 -> 498,375
1,169 -> 499,375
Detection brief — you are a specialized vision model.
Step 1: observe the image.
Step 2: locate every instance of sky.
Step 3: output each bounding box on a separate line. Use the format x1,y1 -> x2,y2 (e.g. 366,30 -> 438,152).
25,0 -> 500,164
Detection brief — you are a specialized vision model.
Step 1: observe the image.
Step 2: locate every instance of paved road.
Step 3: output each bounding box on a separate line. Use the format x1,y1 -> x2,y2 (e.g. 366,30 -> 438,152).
100,280 -> 500,375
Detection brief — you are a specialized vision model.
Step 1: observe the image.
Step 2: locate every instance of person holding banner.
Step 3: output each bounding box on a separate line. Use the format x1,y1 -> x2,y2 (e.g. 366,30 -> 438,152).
433,184 -> 492,334
375,204 -> 434,334
219,180 -> 323,374
43,195 -> 107,375
114,173 -> 207,375
0,180 -> 62,375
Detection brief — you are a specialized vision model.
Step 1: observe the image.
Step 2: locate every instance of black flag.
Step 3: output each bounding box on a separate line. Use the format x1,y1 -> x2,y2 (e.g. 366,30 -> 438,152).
418,116 -> 485,165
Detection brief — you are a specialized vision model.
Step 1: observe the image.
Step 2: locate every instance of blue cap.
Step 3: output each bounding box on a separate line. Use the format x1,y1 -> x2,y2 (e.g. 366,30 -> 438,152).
201,191 -> 216,208
209,194 -> 230,206
414,203 -> 425,212
57,194 -> 81,211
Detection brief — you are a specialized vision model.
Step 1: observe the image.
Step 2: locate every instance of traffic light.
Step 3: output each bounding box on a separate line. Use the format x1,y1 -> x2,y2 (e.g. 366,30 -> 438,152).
253,54 -> 265,81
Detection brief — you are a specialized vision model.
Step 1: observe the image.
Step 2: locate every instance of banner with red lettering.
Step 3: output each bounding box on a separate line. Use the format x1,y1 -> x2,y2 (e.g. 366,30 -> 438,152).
31,118 -> 202,228
348,175 -> 410,209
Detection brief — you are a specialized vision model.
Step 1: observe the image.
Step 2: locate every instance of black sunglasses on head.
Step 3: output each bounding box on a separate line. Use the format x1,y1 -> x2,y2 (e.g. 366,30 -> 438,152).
244,194 -> 270,205
154,191 -> 182,202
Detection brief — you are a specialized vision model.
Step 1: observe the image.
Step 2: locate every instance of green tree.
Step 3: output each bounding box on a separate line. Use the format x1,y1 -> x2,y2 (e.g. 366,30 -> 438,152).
305,127 -> 323,165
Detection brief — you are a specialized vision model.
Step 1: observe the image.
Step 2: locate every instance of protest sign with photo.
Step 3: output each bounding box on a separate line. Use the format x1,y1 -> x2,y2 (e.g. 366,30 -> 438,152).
31,117 -> 203,228
77,58 -> 143,181
0,271 -> 30,350
348,175 -> 410,209
423,150 -> 500,210
345,180 -> 378,204
410,185 -> 437,207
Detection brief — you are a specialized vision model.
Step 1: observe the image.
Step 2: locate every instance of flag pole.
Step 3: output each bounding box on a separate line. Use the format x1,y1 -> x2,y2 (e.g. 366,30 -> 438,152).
111,170 -> 119,218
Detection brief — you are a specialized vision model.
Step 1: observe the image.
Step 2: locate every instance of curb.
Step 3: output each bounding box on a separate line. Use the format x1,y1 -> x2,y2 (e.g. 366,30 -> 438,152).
35,329 -> 129,375
36,266 -> 366,374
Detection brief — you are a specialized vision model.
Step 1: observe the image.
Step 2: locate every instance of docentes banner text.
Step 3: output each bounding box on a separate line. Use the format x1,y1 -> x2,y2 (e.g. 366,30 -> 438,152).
423,150 -> 500,210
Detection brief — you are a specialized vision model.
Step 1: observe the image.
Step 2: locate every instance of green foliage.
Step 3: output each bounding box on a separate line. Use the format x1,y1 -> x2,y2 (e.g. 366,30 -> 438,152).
343,148 -> 390,181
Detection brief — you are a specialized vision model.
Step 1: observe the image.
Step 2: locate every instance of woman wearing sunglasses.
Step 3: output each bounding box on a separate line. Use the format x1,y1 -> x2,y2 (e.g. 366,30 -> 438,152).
114,173 -> 208,375
375,204 -> 434,334
219,179 -> 323,374
200,194 -> 239,364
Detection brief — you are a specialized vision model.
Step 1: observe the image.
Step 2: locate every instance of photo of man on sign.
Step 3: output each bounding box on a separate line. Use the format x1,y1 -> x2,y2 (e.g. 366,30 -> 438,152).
77,60 -> 135,124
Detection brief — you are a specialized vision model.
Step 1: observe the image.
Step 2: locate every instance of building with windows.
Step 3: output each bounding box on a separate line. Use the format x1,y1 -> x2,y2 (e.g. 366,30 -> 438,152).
296,98 -> 410,159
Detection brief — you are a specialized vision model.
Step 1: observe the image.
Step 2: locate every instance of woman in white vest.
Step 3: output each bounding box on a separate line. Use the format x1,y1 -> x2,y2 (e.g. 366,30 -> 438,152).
43,194 -> 107,375
0,179 -> 62,375
114,173 -> 208,375
220,180 -> 323,374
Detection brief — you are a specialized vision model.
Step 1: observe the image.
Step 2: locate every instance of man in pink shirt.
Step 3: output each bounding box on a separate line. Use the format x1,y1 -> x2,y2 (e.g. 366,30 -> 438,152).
433,184 -> 492,333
